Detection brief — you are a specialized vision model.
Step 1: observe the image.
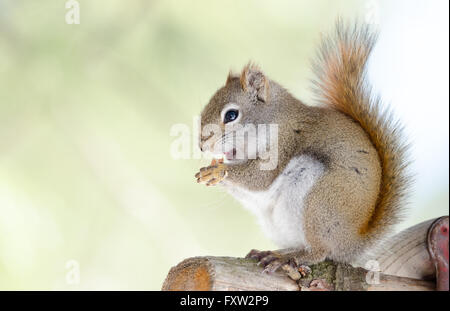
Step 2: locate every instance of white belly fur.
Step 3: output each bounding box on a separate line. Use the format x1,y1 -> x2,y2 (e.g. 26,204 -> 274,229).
226,155 -> 325,248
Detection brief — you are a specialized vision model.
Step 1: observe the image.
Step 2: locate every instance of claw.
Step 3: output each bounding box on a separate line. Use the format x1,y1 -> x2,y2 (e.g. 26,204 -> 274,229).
259,254 -> 281,267
206,178 -> 220,186
264,260 -> 284,273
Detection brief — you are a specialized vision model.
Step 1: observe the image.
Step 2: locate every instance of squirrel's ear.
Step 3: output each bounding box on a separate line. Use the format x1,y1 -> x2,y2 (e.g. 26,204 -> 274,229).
240,63 -> 269,103
225,70 -> 234,85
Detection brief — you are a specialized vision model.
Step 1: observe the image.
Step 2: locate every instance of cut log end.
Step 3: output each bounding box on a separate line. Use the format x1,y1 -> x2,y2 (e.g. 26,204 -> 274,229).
162,257 -> 212,291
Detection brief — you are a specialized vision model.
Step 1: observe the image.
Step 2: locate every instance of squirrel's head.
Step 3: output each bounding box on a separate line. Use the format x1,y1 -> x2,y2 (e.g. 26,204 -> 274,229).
199,63 -> 278,164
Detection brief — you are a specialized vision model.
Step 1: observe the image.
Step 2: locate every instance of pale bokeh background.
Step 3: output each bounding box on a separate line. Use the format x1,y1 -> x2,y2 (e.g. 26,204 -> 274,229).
0,0 -> 448,290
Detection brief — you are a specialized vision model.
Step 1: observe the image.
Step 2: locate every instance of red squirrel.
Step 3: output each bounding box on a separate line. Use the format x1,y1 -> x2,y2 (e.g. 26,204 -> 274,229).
195,21 -> 410,274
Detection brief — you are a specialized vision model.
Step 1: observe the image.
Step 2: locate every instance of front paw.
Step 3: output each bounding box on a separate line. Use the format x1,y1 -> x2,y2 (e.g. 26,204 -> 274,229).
195,159 -> 228,186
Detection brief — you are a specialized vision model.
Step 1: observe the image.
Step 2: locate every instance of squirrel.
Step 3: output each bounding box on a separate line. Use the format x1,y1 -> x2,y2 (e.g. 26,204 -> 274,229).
195,21 -> 410,273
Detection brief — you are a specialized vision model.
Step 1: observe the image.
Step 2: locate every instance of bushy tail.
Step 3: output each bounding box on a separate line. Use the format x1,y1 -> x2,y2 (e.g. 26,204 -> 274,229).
312,20 -> 411,239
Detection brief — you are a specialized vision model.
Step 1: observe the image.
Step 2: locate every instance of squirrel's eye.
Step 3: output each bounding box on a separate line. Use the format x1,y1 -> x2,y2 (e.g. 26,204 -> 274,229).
224,109 -> 239,124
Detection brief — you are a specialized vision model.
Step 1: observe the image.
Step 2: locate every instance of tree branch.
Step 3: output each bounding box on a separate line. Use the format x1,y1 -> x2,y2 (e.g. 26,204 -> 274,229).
162,217 -> 448,291
162,256 -> 435,291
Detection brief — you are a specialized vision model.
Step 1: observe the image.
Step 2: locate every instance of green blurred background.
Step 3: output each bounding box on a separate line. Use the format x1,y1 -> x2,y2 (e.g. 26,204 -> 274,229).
0,0 -> 448,290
